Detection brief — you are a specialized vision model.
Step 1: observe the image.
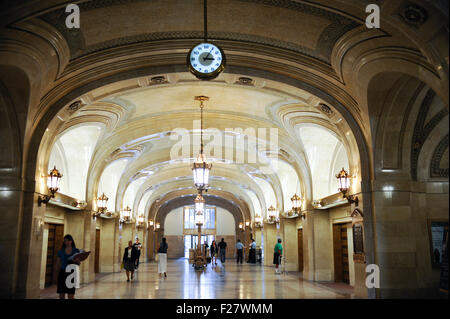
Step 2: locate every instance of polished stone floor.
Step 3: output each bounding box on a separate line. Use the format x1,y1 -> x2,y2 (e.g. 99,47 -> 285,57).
41,259 -> 355,299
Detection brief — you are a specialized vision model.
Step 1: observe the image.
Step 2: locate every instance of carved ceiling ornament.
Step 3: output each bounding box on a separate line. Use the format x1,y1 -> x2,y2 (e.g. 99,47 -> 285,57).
38,0 -> 359,63
430,134 -> 449,178
401,4 -> 428,26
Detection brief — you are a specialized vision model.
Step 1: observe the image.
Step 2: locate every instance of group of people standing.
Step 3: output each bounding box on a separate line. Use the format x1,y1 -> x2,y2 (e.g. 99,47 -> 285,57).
207,238 -> 258,265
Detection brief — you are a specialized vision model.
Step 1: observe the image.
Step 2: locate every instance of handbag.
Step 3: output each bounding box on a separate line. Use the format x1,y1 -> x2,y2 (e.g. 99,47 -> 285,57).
155,253 -> 159,262
120,261 -> 124,269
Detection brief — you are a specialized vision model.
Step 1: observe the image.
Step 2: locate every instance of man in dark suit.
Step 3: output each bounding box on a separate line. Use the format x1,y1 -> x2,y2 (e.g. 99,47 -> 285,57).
218,238 -> 227,263
132,237 -> 143,269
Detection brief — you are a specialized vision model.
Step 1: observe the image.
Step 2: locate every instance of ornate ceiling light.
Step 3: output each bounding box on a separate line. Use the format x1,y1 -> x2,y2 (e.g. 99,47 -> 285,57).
336,167 -> 359,206
194,192 -> 205,226
192,96 -> 212,191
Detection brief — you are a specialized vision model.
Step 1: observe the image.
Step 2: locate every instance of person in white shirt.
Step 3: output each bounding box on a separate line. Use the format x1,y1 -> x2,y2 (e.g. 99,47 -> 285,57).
236,239 -> 244,264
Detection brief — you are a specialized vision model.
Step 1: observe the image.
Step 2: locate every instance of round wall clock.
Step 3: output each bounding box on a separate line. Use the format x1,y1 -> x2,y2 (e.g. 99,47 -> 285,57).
187,42 -> 226,80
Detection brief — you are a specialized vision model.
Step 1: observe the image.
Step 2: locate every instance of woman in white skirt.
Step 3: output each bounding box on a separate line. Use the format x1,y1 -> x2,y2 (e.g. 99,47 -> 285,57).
157,237 -> 168,277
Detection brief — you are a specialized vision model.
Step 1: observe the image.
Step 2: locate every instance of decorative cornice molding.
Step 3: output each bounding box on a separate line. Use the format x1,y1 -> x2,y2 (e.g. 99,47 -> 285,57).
38,0 -> 360,63
430,134 -> 449,178
411,89 -> 449,180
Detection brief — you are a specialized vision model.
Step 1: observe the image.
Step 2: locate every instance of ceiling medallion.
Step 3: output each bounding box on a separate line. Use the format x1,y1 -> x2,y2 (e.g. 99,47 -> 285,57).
150,76 -> 167,85
319,103 -> 333,115
236,77 -> 254,86
68,100 -> 83,112
402,4 -> 427,26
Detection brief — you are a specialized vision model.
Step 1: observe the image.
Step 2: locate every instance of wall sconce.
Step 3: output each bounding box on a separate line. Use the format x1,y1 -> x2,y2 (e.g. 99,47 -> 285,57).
136,214 -> 146,229
155,222 -> 161,231
336,168 -> 359,206
148,219 -> 154,229
266,205 -> 279,224
38,166 -> 62,206
245,220 -> 251,230
93,193 -> 109,218
120,206 -> 132,224
254,214 -> 263,228
239,222 -> 245,232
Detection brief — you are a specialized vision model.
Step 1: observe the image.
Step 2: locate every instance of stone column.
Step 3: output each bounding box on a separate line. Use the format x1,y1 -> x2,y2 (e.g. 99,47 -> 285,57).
302,209 -> 334,281
147,229 -> 155,261
280,217 -> 299,272
99,218 -> 120,272
64,210 -> 96,284
254,228 -> 262,247
263,223 -> 277,266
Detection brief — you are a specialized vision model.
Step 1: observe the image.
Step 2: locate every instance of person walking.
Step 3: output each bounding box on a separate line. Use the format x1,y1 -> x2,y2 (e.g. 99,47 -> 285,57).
123,240 -> 138,282
133,237 -> 143,269
56,234 -> 82,299
218,238 -> 227,263
248,239 -> 257,263
273,238 -> 283,274
236,239 -> 244,264
210,240 -> 218,266
158,237 -> 168,277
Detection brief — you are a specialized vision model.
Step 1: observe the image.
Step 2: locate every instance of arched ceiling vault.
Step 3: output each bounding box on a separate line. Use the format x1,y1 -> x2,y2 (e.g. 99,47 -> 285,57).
151,190 -> 249,223
39,72 -> 361,221
154,194 -> 245,234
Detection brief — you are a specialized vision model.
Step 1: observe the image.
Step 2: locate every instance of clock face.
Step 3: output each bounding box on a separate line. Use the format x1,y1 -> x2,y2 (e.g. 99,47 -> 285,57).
188,42 -> 225,79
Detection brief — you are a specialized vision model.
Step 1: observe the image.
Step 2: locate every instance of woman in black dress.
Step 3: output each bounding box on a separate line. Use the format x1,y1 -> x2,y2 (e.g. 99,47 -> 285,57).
123,240 -> 138,282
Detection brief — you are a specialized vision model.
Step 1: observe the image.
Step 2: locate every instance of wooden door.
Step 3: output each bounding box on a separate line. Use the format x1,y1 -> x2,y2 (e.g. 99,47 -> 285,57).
298,229 -> 303,272
95,229 -> 100,273
45,224 -> 64,287
333,223 -> 350,284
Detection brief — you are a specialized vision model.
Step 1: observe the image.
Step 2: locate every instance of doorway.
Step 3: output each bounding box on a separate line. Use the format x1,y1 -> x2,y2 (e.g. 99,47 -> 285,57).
95,229 -> 100,273
333,223 -> 350,284
45,223 -> 64,287
298,228 -> 303,272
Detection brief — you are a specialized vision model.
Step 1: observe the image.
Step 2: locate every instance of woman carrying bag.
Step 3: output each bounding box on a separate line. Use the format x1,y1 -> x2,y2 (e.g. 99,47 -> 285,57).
158,237 -> 168,277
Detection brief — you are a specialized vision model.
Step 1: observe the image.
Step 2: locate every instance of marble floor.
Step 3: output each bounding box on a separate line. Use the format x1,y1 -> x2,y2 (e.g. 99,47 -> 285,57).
40,259 -> 355,299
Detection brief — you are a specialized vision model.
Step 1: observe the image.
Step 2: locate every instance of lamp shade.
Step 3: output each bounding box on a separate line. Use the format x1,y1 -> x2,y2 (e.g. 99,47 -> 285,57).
155,222 -> 160,230
336,168 -> 350,193
192,153 -> 212,190
47,166 -> 62,193
148,219 -> 154,227
97,193 -> 108,211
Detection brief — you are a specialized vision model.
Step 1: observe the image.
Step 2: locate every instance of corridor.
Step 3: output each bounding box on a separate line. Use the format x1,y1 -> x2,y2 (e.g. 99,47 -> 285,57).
40,259 -> 354,299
